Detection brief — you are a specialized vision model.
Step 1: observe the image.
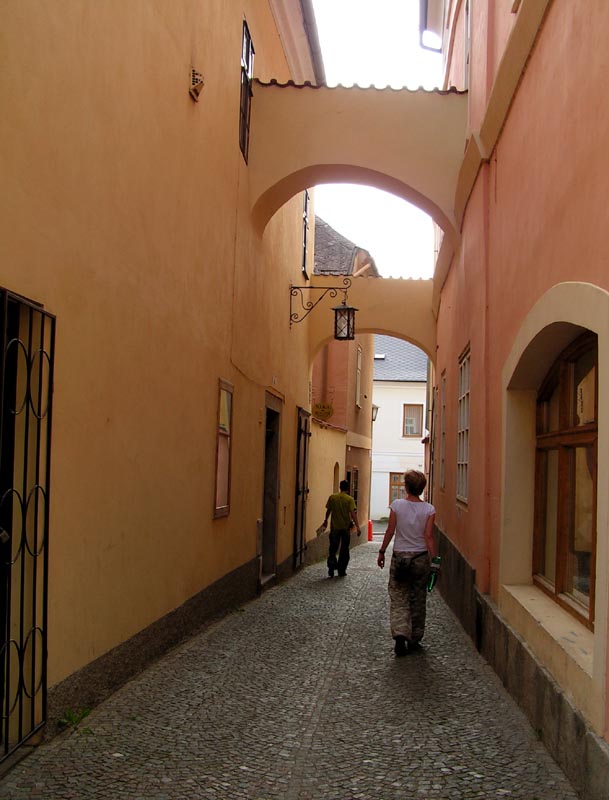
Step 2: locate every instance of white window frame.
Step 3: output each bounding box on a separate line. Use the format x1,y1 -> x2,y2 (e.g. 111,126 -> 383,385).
402,403 -> 423,437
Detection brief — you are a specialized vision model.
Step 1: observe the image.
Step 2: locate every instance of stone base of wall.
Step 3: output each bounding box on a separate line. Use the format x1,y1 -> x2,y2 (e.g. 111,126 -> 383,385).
47,557 -> 260,739
435,526 -> 609,800
304,529 -> 329,565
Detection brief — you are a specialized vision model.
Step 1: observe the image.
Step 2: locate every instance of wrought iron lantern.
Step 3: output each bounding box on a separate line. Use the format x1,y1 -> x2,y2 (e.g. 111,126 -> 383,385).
289,277 -> 358,341
332,300 -> 358,341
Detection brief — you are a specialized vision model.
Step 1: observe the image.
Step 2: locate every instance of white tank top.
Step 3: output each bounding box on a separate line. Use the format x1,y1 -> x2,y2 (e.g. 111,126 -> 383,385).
390,499 -> 435,552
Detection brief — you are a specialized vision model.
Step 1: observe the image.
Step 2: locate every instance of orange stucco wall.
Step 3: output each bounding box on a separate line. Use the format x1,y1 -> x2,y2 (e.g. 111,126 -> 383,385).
1,0 -> 315,686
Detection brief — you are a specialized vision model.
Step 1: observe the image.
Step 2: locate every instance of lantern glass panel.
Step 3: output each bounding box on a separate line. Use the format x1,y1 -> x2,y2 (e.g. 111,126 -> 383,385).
334,305 -> 356,340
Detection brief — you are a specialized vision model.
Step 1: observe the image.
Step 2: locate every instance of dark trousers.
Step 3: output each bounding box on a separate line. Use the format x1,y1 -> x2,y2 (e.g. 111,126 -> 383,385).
327,528 -> 350,575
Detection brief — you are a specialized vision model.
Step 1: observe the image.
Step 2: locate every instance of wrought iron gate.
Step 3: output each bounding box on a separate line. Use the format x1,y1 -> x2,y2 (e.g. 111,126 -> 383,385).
0,290 -> 55,761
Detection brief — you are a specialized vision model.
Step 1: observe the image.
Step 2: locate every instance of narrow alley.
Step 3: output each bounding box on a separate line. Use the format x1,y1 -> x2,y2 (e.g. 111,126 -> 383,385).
0,544 -> 576,800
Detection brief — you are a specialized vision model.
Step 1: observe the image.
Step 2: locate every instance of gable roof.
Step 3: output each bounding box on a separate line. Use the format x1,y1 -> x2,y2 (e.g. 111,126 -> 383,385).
314,217 -> 379,277
373,335 -> 428,381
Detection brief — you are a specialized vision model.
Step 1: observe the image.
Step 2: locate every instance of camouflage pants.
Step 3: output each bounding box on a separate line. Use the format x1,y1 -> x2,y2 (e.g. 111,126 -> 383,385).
388,552 -> 430,642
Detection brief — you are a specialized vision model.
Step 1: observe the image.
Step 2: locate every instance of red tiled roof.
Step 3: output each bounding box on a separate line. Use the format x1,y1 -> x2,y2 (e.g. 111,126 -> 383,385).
314,217 -> 379,277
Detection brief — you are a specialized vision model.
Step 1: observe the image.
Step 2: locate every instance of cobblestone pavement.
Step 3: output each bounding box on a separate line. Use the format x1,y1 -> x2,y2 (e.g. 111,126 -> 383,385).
0,543 -> 578,800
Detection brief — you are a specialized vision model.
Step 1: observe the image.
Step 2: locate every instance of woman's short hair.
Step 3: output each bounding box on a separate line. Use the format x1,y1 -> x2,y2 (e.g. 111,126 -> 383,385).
404,470 -> 427,497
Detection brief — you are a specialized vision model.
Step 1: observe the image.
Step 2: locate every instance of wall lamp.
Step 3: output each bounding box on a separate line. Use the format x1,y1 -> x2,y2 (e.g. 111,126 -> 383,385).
371,404 -> 379,422
289,278 -> 358,341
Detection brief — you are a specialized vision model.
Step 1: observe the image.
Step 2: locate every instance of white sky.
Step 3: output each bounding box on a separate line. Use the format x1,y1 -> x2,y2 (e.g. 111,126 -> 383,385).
311,0 -> 443,279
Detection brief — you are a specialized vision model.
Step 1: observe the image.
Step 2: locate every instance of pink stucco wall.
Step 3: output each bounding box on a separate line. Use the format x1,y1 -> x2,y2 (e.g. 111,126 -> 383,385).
436,0 -> 609,598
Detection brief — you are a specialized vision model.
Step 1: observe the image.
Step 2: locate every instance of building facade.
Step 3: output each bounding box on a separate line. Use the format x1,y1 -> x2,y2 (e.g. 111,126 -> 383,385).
1,0 -> 331,758
370,336 -> 428,520
425,0 -> 609,793
5,1 -> 609,792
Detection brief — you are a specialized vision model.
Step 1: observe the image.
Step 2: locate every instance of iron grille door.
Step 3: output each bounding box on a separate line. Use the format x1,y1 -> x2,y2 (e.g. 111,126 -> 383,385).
0,290 -> 55,761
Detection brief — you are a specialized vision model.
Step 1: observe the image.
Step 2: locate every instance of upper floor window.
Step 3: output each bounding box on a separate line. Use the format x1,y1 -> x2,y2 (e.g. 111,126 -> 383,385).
302,190 -> 310,279
533,333 -> 597,626
457,348 -> 470,502
403,403 -> 423,437
239,21 -> 255,162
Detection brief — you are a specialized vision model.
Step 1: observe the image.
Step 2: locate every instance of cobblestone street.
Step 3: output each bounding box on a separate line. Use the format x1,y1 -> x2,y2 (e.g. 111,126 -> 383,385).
0,543 -> 577,799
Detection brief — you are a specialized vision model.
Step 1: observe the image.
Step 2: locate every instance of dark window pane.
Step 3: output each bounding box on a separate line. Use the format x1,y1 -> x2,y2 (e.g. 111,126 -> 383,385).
564,445 -> 594,607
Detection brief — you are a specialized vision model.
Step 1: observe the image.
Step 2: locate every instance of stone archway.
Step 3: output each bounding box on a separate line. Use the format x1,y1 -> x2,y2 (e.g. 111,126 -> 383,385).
248,82 -> 467,245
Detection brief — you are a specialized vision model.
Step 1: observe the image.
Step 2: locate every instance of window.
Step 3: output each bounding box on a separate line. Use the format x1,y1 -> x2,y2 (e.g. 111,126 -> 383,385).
349,468 -> 359,508
355,346 -> 362,408
302,190 -> 310,279
533,334 -> 597,626
214,380 -> 233,517
239,21 -> 255,161
402,403 -> 423,437
389,472 -> 406,504
439,371 -> 446,489
457,349 -> 470,502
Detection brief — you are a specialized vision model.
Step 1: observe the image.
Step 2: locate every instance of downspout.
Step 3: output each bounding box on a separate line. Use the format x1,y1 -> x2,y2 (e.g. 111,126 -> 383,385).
300,0 -> 326,85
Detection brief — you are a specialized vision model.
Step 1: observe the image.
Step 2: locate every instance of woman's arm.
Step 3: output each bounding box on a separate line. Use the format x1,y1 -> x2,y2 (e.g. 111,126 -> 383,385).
424,513 -> 436,559
377,509 -> 396,568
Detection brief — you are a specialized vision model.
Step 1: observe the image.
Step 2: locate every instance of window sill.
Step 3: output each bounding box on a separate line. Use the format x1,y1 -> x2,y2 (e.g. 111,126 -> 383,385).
500,583 -> 593,677
499,583 -> 604,732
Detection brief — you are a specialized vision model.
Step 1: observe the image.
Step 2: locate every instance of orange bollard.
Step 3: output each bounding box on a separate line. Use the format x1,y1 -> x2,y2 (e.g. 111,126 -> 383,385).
367,520 -> 373,541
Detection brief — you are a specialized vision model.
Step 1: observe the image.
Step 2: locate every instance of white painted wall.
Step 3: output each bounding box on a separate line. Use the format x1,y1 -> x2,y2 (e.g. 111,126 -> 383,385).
370,380 -> 427,519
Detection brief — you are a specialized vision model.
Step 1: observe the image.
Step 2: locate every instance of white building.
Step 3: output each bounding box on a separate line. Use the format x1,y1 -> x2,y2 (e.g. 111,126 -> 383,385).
370,335 -> 428,520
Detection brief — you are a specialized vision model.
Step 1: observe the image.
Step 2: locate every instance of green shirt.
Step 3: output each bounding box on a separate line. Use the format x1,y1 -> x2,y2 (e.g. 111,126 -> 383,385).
326,491 -> 355,531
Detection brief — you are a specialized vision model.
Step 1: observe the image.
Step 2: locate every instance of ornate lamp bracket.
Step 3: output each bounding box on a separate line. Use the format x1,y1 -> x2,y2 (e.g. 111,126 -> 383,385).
289,277 -> 352,327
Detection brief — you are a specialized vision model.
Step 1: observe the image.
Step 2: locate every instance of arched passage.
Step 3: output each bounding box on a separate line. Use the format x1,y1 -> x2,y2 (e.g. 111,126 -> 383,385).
249,81 -> 467,244
252,165 -> 457,247
305,276 -> 436,365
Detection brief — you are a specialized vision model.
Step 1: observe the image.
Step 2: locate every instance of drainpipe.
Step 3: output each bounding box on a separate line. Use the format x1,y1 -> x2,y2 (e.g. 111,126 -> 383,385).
300,0 -> 326,85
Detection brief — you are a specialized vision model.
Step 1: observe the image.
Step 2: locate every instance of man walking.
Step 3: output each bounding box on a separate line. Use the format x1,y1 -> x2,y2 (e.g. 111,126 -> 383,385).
320,480 -> 361,577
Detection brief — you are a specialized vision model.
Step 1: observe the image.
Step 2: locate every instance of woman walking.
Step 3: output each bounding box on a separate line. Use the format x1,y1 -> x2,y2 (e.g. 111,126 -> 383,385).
377,470 -> 436,656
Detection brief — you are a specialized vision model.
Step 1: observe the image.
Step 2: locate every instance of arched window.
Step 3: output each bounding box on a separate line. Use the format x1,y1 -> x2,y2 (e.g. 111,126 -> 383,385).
533,333 -> 597,627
